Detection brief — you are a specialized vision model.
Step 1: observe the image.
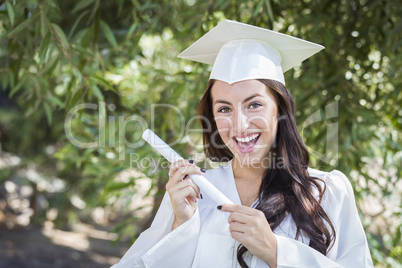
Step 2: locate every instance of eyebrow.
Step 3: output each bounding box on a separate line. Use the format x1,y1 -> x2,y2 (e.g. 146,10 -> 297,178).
213,93 -> 263,106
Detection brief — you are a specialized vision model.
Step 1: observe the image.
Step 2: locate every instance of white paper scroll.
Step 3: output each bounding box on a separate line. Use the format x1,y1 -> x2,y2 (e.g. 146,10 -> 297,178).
142,129 -> 233,205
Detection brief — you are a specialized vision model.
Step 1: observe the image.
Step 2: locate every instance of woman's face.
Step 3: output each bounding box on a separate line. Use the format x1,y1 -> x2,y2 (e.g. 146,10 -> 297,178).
211,79 -> 279,166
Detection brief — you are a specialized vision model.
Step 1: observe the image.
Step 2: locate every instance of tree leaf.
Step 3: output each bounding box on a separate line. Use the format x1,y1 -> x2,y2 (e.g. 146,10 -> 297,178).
253,0 -> 264,18
1,71 -> 9,90
47,96 -> 64,108
100,20 -> 118,49
6,1 -> 15,26
265,0 -> 275,23
51,23 -> 69,54
8,70 -> 15,89
44,102 -> 53,124
9,76 -> 26,97
72,0 -> 96,14
104,181 -> 134,193
90,83 -> 104,101
38,54 -> 59,76
68,10 -> 90,40
90,76 -> 114,92
126,22 -> 138,39
7,13 -> 39,37
71,44 -> 94,58
39,33 -> 51,65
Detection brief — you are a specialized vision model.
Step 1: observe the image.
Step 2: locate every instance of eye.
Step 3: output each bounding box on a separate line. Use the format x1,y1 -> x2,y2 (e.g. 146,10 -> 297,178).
217,107 -> 231,113
249,102 -> 262,109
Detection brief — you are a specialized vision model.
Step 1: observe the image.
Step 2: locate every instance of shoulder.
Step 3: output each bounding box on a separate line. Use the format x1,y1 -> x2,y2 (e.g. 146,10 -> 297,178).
308,167 -> 355,204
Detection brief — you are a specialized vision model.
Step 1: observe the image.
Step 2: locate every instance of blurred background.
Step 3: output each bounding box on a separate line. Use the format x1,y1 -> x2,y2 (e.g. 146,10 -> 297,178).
0,0 -> 401,267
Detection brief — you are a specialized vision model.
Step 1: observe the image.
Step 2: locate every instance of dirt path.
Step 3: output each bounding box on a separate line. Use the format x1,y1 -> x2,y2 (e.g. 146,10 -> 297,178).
0,225 -> 130,268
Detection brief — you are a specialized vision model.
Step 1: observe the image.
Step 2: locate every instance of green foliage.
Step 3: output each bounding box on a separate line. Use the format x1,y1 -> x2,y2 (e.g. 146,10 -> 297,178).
0,0 -> 401,266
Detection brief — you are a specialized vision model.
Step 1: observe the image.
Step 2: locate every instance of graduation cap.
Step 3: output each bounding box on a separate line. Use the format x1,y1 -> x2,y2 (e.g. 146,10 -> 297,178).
178,20 -> 324,85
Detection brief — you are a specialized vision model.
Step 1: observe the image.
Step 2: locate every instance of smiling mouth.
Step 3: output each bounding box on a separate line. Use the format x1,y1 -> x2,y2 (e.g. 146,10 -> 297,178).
233,133 -> 261,153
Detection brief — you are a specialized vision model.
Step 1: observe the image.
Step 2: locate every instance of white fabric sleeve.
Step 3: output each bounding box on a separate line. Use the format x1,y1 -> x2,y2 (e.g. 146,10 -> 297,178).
111,192 -> 200,268
276,170 -> 374,268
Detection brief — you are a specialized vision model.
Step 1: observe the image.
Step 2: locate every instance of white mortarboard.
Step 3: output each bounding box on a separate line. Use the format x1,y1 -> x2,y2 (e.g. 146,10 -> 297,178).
178,20 -> 324,85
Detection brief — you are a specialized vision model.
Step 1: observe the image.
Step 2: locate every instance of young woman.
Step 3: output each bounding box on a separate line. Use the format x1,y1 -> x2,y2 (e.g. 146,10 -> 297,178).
113,20 -> 373,268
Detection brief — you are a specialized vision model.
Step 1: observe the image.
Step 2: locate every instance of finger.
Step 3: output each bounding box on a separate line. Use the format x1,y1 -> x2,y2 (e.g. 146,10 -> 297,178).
172,165 -> 206,183
170,185 -> 198,204
228,212 -> 253,224
168,159 -> 193,179
230,231 -> 247,243
229,221 -> 247,233
184,179 -> 201,199
219,204 -> 258,216
169,159 -> 194,174
167,160 -> 194,185
170,178 -> 201,199
166,166 -> 201,193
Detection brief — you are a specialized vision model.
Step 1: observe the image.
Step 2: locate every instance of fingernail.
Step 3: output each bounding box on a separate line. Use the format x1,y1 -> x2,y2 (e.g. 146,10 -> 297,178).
200,193 -> 203,199
217,205 -> 222,210
200,168 -> 206,173
188,159 -> 194,164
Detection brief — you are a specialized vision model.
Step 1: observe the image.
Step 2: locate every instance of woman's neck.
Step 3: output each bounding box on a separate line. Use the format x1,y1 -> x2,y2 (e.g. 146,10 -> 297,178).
232,156 -> 267,182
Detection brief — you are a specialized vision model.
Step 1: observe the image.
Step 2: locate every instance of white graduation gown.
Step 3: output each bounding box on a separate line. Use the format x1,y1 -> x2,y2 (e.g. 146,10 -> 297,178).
112,160 -> 374,268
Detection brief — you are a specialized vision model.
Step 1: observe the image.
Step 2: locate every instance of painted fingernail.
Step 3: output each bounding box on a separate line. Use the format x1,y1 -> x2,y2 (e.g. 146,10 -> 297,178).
188,159 -> 194,164
200,168 -> 206,173
217,205 -> 222,210
200,193 -> 203,199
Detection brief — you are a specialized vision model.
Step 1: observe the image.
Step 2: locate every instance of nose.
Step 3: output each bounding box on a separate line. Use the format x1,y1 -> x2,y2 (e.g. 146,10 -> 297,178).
233,108 -> 249,135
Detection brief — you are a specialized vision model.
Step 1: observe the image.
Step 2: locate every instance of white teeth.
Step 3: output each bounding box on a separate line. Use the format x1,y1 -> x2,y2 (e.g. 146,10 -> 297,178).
235,134 -> 260,143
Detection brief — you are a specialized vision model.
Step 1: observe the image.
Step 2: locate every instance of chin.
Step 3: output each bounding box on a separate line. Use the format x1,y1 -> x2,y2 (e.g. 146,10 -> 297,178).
231,149 -> 269,166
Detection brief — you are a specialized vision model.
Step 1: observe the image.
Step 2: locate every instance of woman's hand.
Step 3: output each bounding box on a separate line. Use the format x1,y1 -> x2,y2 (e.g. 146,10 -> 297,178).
166,159 -> 205,230
219,204 -> 277,268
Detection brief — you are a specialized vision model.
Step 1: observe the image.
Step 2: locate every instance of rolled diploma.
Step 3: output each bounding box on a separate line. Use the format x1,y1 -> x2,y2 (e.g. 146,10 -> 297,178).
142,129 -> 233,205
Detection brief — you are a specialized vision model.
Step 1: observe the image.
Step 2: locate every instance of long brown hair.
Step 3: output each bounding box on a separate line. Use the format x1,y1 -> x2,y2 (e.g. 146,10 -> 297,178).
197,79 -> 335,268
